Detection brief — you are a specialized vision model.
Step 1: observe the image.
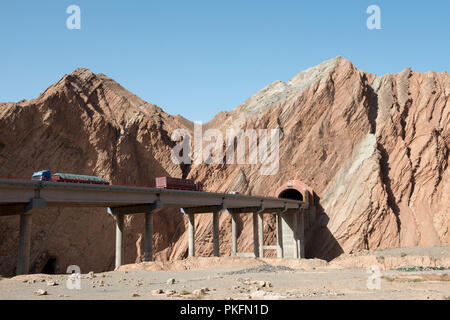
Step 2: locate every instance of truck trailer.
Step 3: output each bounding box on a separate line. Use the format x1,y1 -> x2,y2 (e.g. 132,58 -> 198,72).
155,177 -> 203,191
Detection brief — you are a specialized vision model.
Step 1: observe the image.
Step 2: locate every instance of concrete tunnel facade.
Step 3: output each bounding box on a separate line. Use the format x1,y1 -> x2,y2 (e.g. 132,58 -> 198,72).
274,180 -> 316,259
275,180 -> 314,207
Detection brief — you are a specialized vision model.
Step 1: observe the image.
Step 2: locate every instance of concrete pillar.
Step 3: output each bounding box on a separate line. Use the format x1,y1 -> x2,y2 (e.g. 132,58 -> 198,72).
188,213 -> 195,257
231,213 -> 237,257
144,213 -> 153,262
213,211 -> 220,257
17,214 -> 32,275
276,213 -> 283,258
115,214 -> 124,269
258,213 -> 264,258
280,213 -> 297,258
293,213 -> 299,259
252,212 -> 259,258
297,209 -> 305,258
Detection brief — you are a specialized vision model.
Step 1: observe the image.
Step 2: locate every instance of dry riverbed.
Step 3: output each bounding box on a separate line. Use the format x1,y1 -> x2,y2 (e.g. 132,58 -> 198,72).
1,247 -> 449,300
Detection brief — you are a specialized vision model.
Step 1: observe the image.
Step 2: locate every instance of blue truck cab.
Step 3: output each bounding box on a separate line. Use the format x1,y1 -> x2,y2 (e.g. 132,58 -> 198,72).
31,170 -> 52,181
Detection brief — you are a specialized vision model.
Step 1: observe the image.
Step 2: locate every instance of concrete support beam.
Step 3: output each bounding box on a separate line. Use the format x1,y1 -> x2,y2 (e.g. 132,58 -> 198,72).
2,198 -> 47,217
293,213 -> 299,259
227,206 -> 261,214
279,212 -> 300,259
252,212 -> 259,258
188,213 -> 195,257
212,211 -> 220,257
297,209 -> 305,258
276,213 -> 283,258
25,198 -> 46,213
231,213 -> 237,257
182,205 -> 223,215
258,213 -> 264,258
144,213 -> 153,262
16,214 -> 32,275
227,206 -> 302,215
108,202 -> 162,216
15,198 -> 46,275
115,214 -> 124,269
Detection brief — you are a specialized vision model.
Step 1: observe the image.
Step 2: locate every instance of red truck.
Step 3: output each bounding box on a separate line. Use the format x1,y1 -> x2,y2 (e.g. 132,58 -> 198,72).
155,177 -> 203,191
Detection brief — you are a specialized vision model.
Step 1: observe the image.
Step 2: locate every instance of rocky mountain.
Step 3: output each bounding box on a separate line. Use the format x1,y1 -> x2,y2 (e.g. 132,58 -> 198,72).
0,57 -> 448,275
0,69 -> 190,274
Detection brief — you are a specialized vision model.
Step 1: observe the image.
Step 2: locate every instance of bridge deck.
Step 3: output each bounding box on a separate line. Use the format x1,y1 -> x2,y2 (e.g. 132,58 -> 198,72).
0,178 -> 308,275
0,178 -> 305,215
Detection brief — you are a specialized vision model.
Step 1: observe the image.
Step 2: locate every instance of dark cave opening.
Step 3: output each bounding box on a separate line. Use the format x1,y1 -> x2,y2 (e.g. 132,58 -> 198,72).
278,188 -> 304,201
41,257 -> 57,274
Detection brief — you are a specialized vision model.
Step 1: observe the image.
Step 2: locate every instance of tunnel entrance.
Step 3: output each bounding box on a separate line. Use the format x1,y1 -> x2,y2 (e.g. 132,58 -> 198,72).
275,180 -> 314,206
278,188 -> 304,201
41,257 -> 57,274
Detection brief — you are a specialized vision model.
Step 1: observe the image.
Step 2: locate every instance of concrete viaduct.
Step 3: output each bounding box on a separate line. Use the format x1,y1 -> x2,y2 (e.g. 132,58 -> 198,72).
0,178 -> 313,275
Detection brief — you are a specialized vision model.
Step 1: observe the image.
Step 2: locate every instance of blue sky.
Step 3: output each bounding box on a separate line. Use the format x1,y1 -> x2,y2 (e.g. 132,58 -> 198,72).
0,1 -> 449,122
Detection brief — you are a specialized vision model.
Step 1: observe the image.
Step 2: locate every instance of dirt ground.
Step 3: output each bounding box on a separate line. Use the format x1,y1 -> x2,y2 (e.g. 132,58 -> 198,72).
1,246 -> 449,300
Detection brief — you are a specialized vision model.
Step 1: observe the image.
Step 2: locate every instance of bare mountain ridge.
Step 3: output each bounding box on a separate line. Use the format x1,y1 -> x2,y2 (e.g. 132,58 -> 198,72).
0,57 -> 448,275
0,68 -> 189,275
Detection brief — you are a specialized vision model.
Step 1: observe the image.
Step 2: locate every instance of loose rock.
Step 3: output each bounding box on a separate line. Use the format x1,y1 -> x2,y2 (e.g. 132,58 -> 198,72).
34,289 -> 48,296
152,289 -> 164,295
193,289 -> 205,295
165,289 -> 176,296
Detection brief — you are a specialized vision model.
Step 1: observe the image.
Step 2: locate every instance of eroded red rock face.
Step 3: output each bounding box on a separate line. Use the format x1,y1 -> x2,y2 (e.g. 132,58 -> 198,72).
0,69 -> 191,275
195,57 -> 448,261
0,58 -> 448,275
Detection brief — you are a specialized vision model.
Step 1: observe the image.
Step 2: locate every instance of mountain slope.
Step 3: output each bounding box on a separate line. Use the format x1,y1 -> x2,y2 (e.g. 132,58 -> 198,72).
0,58 -> 448,275
0,69 -> 190,274
191,57 -> 449,260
